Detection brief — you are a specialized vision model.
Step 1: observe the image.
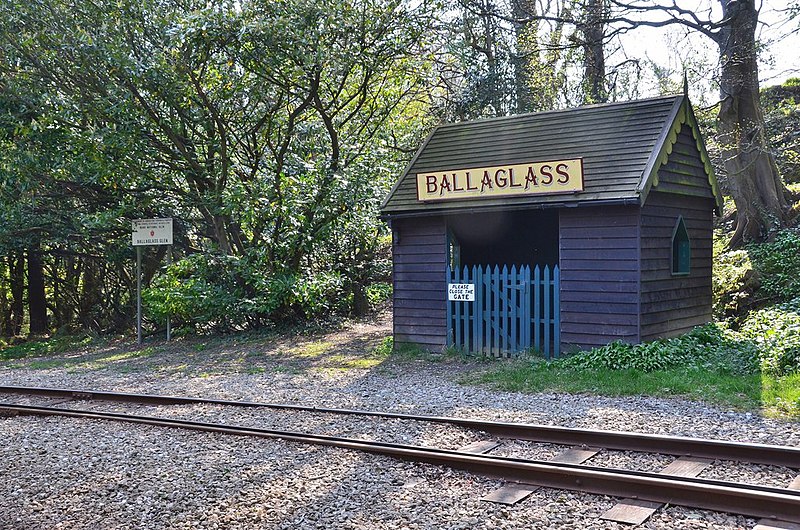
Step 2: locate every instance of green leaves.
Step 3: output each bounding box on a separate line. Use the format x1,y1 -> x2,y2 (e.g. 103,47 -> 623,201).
143,252 -> 348,331
0,0 -> 434,332
748,229 -> 800,302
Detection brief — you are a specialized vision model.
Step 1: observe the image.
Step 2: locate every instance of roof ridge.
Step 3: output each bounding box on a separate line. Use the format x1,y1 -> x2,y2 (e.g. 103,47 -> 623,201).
435,94 -> 682,129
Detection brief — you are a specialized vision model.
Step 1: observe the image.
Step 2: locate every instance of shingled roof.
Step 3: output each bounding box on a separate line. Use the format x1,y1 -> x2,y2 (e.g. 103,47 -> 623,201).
380,94 -> 722,218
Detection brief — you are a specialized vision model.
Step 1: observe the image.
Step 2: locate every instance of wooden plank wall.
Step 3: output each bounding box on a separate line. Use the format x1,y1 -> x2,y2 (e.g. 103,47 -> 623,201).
392,216 -> 447,350
639,125 -> 715,341
559,206 -> 641,351
651,126 -> 715,200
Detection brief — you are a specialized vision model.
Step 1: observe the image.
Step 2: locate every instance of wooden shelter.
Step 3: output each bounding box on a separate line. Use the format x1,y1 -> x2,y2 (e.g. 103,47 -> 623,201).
380,94 -> 723,356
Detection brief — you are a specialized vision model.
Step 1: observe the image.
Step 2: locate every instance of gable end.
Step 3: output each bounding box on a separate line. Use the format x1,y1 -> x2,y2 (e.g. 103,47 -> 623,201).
637,97 -> 723,214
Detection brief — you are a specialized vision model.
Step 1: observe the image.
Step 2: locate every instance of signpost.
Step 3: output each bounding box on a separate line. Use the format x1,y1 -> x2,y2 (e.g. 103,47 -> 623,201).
132,218 -> 173,345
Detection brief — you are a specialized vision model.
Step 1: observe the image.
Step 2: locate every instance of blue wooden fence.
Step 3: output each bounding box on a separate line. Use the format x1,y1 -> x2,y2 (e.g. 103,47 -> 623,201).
446,265 -> 560,358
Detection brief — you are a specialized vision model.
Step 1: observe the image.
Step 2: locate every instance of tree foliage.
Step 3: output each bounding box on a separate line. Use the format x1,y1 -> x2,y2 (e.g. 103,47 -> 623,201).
0,0 -> 431,334
762,79 -> 800,186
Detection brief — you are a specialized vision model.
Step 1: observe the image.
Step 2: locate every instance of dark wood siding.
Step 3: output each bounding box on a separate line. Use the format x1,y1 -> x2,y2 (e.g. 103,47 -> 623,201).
653,125 -> 716,199
640,192 -> 714,341
559,206 -> 641,351
392,217 -> 447,350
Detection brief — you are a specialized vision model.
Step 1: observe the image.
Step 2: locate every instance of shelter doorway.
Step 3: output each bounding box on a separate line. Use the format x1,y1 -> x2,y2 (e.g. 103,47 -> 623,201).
446,209 -> 559,269
445,209 -> 560,357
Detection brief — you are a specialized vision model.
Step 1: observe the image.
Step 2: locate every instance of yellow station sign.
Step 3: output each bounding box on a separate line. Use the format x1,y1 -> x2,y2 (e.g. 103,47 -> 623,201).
416,158 -> 583,201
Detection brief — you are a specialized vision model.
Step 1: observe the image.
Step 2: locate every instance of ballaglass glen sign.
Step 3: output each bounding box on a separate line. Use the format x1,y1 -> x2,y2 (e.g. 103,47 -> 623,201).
417,158 -> 583,201
132,218 -> 173,246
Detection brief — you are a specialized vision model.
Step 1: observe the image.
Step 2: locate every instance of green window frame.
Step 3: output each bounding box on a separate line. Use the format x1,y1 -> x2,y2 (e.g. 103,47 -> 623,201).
671,216 -> 691,275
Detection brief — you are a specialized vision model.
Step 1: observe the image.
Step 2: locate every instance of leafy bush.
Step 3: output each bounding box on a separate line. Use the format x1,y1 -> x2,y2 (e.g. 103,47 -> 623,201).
712,246 -> 755,319
558,324 -> 760,375
372,336 -> 394,356
748,229 -> 800,302
558,299 -> 800,378
365,282 -> 392,307
143,252 -> 347,332
738,298 -> 800,376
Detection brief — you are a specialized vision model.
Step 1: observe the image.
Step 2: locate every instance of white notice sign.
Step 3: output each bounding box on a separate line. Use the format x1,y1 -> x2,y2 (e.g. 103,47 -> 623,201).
448,283 -> 475,302
132,218 -> 173,246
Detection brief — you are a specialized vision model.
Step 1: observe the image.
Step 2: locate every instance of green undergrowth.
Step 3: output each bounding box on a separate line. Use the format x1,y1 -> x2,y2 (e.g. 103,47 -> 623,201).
469,302 -> 800,418
713,226 -> 800,319
0,335 -> 95,361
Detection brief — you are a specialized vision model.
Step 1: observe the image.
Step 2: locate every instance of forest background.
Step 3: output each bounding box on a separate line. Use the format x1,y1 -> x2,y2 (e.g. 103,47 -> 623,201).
1,0 -> 799,345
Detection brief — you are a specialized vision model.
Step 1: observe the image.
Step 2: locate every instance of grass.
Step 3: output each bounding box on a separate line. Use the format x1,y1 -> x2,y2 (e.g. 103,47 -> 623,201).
466,360 -> 797,417
1,340 -> 161,372
287,340 -> 334,357
761,372 -> 800,416
0,335 -> 95,361
457,309 -> 800,418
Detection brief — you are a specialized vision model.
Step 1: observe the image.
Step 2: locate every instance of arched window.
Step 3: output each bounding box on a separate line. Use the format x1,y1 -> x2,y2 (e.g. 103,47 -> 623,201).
672,216 -> 690,275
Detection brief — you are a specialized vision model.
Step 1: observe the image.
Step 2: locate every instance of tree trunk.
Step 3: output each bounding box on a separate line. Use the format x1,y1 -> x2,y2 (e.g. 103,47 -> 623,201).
512,0 -> 536,113
27,246 -> 48,335
352,283 -> 370,317
0,259 -> 10,336
716,0 -> 791,246
9,253 -> 24,336
212,214 -> 232,255
581,0 -> 608,103
79,259 -> 101,331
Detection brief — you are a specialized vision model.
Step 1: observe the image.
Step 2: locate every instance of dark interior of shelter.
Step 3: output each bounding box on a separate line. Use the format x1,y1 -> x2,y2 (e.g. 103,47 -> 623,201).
446,209 -> 559,268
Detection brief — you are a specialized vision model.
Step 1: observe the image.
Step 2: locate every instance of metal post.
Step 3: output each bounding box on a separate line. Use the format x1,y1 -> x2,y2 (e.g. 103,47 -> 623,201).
166,246 -> 171,342
136,246 -> 142,345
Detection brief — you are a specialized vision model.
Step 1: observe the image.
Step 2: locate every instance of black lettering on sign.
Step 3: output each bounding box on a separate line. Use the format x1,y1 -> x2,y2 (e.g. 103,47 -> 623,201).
556,163 -> 570,183
480,171 -> 492,192
525,166 -> 538,189
466,171 -> 478,191
494,169 -> 507,188
452,173 -> 464,191
426,175 -> 437,194
540,165 -> 553,185
438,174 -> 452,196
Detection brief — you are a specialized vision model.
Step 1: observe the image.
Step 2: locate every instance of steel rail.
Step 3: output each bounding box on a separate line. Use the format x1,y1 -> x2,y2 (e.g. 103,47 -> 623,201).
2,402 -> 799,524
1,385 -> 798,468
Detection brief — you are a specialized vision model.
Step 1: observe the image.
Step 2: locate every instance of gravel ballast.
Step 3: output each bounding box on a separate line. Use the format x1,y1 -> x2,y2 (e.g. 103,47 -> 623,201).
1,318 -> 798,529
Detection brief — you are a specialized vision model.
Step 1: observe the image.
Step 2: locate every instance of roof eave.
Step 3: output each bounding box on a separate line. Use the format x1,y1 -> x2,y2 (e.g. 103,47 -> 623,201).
379,124 -> 441,211
636,95 -> 686,206
380,196 -> 642,221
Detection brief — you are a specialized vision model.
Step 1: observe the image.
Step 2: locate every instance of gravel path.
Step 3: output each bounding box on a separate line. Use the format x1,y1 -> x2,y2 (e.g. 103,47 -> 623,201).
1,316 -> 798,529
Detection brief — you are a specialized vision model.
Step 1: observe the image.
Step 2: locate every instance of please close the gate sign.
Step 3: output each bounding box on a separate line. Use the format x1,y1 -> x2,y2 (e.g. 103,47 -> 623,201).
448,283 -> 475,301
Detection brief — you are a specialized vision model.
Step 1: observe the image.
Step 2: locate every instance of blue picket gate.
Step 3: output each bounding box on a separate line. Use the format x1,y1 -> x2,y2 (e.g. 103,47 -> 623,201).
446,264 -> 560,358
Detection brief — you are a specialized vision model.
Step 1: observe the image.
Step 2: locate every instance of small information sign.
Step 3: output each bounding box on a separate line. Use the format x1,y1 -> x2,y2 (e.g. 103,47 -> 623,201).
132,218 -> 173,246
448,283 -> 475,302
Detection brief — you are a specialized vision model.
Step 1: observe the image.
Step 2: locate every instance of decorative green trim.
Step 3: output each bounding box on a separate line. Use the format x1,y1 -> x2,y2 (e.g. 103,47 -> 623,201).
684,104 -> 724,214
637,96 -> 685,201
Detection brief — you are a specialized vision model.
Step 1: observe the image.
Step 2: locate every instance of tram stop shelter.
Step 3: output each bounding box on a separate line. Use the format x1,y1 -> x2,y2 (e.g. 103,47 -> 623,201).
380,94 -> 723,357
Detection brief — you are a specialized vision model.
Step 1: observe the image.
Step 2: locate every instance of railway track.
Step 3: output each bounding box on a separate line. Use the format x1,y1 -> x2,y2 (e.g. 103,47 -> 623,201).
2,385 -> 799,527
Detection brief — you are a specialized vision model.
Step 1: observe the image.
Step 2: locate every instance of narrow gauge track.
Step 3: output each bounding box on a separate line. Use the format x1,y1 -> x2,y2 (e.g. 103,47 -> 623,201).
2,385 -> 798,467
1,386 -> 799,525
